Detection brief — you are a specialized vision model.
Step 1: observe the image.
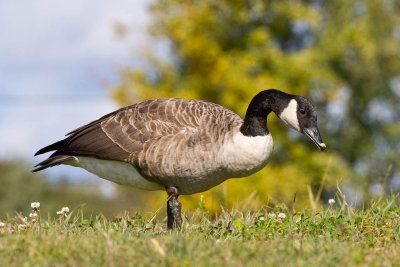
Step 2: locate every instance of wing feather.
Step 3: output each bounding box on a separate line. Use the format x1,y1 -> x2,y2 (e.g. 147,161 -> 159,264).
36,99 -> 210,164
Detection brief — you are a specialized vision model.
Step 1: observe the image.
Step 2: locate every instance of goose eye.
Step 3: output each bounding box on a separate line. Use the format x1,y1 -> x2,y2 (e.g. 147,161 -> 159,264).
299,109 -> 306,115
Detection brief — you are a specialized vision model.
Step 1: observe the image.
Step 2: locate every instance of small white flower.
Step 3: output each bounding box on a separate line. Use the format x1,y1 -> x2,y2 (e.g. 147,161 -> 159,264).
268,213 -> 276,219
0,222 -> 5,228
57,206 -> 70,217
328,198 -> 335,205
277,213 -> 287,220
61,207 -> 70,213
31,202 -> 40,209
29,212 -> 38,218
295,217 -> 302,223
23,217 -> 28,223
258,216 -> 265,221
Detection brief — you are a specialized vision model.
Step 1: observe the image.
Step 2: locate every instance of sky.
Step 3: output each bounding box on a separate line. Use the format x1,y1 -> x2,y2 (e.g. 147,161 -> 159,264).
0,0 -> 152,186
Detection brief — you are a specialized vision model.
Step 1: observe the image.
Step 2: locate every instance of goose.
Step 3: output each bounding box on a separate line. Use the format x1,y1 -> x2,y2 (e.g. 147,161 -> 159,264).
33,89 -> 326,229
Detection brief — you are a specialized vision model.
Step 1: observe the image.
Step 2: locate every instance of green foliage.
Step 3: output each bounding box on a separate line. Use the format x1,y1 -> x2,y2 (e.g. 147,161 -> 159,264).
1,197 -> 400,266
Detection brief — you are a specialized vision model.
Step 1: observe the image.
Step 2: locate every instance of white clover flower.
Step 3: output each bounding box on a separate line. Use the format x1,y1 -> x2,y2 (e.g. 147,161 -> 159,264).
0,222 -> 5,228
31,202 -> 40,209
61,207 -> 70,213
328,198 -> 336,205
278,213 -> 287,220
29,212 -> 38,218
258,216 -> 265,221
57,207 -> 70,217
23,217 -> 28,223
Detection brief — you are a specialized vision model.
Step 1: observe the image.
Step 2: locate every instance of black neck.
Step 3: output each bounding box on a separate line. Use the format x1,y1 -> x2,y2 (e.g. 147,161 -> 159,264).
240,116 -> 269,136
240,89 -> 290,137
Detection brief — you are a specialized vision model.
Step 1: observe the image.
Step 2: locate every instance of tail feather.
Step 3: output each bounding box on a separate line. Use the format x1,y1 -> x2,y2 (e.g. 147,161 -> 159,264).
32,155 -> 76,172
34,139 -> 66,156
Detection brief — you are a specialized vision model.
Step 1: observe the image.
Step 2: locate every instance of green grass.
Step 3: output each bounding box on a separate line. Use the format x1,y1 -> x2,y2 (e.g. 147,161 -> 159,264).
1,197 -> 400,267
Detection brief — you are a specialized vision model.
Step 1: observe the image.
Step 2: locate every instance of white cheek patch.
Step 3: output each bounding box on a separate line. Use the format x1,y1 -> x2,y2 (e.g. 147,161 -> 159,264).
279,99 -> 300,131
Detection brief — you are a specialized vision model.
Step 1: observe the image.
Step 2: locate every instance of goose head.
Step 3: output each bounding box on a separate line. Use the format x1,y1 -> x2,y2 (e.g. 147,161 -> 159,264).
277,96 -> 326,151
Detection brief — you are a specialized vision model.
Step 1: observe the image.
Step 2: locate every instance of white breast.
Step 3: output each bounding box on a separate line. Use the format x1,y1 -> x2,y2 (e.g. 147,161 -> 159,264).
66,157 -> 163,191
219,131 -> 274,177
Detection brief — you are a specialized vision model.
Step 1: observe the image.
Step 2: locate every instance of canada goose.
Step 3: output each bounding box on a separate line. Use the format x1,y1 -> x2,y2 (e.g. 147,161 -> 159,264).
33,89 -> 326,229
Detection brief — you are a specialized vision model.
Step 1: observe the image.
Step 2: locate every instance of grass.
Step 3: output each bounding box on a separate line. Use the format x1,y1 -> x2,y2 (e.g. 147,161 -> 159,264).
0,196 -> 400,267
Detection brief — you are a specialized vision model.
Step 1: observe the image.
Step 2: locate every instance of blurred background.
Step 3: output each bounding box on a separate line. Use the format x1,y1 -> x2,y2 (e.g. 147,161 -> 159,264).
1,0 -> 400,218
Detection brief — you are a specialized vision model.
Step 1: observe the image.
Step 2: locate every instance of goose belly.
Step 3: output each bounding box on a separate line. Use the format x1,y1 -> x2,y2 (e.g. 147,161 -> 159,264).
67,157 -> 163,191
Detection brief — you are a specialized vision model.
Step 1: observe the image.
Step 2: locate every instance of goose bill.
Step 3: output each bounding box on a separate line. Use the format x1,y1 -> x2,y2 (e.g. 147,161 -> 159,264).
303,127 -> 326,151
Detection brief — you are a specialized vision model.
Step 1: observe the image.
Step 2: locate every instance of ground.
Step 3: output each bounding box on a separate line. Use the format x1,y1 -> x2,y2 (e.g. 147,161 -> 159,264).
0,197 -> 399,267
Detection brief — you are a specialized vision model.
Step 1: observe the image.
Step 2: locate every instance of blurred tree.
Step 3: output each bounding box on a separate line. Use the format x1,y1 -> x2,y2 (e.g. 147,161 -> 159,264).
112,0 -> 400,209
315,0 -> 400,173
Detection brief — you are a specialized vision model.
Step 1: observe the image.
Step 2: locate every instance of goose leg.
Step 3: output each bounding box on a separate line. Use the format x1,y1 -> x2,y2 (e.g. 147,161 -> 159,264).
166,186 -> 182,230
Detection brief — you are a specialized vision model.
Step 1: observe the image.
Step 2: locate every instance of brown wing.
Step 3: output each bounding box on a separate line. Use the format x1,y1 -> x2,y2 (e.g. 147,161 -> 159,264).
33,98 -> 213,171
